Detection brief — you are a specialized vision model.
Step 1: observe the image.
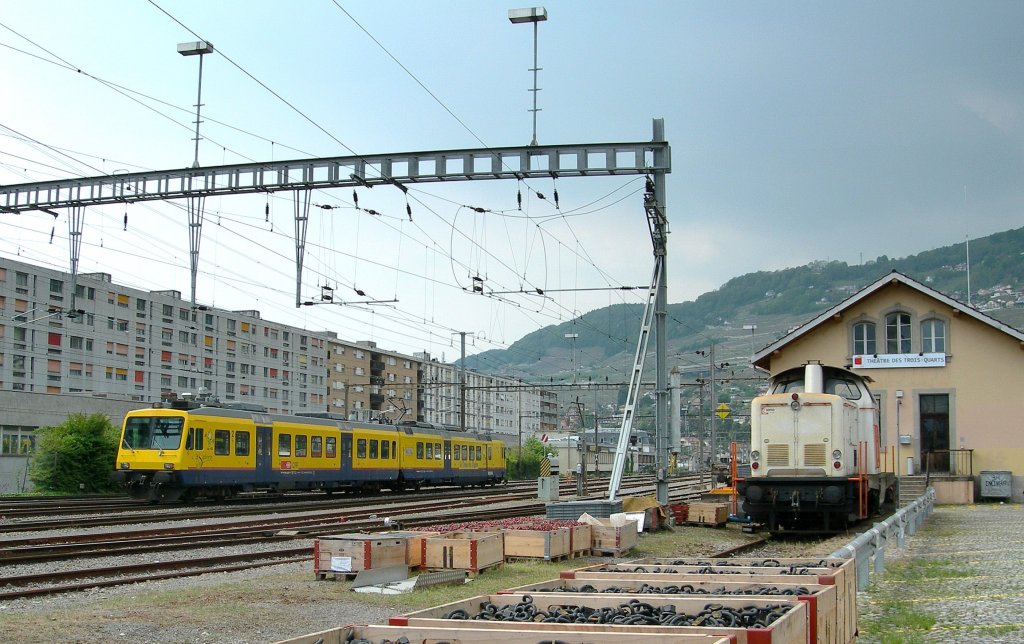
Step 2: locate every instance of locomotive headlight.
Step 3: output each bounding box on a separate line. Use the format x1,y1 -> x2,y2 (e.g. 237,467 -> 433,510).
832,449 -> 842,460
119,462 -> 130,470
163,463 -> 175,470
789,399 -> 801,411
750,450 -> 760,461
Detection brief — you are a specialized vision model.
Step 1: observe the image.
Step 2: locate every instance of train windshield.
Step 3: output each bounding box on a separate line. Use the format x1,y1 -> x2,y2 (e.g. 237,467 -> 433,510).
771,375 -> 862,400
123,416 -> 185,450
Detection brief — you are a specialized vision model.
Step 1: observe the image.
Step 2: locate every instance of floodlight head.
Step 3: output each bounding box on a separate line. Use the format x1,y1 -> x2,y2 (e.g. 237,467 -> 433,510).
177,41 -> 214,56
508,7 -> 547,23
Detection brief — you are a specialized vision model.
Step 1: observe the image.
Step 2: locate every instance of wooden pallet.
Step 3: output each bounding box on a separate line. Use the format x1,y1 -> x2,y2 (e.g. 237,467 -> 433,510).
424,560 -> 504,578
678,520 -> 727,529
505,552 -> 571,564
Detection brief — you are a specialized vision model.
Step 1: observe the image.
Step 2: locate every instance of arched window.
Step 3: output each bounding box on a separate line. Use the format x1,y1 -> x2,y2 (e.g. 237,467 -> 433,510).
885,312 -> 912,353
921,319 -> 946,353
853,322 -> 876,355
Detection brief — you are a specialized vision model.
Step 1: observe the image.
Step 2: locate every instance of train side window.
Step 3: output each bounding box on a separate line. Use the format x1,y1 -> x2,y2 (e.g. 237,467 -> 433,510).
326,436 -> 337,458
416,442 -> 424,459
469,447 -> 475,462
381,440 -> 389,460
235,431 -> 250,457
435,443 -> 441,459
186,428 -> 194,450
214,430 -> 230,456
191,427 -> 204,451
426,443 -> 433,460
476,446 -> 482,461
278,433 -> 291,457
369,439 -> 378,459
487,446 -> 492,460
311,436 -> 322,458
462,445 -> 468,461
392,441 -> 397,459
357,438 -> 367,459
295,435 -> 308,457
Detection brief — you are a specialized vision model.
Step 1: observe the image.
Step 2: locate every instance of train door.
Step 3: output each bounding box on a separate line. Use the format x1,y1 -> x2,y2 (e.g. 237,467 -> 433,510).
255,426 -> 272,480
341,434 -> 353,476
443,440 -> 452,479
920,394 -> 950,473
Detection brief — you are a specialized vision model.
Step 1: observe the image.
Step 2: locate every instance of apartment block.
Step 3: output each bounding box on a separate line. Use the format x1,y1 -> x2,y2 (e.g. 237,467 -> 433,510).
0,256 -> 328,414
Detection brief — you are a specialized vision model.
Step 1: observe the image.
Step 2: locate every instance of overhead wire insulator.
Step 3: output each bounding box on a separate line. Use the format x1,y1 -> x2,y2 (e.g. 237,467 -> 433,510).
536,192 -> 545,201
553,188 -> 560,209
406,203 -> 412,220
265,201 -> 269,221
353,190 -> 359,209
123,211 -> 128,231
366,209 -> 381,216
517,187 -> 522,210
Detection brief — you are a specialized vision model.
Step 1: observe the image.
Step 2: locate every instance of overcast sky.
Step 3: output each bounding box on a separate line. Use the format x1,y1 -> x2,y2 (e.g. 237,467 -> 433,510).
1,1 -> 1020,360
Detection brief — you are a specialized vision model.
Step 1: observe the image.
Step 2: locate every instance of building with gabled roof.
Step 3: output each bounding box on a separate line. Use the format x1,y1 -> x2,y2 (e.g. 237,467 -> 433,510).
752,270 -> 1024,503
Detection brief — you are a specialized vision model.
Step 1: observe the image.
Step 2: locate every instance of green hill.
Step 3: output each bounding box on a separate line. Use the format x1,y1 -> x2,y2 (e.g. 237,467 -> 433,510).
465,226 -> 1024,382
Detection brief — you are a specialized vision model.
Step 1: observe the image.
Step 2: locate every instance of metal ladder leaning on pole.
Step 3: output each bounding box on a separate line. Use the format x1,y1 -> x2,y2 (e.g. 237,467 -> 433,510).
607,255 -> 661,501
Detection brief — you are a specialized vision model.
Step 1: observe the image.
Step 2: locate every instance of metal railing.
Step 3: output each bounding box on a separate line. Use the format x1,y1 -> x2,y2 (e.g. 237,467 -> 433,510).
829,487 -> 936,591
922,448 -> 974,480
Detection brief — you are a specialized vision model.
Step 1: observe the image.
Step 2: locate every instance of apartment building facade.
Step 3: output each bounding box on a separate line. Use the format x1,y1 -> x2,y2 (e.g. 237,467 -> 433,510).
0,256 -> 328,414
325,337 -> 419,421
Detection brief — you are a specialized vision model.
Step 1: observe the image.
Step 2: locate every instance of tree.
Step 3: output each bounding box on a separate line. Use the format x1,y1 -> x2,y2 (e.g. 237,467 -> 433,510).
30,413 -> 121,494
506,436 -> 550,480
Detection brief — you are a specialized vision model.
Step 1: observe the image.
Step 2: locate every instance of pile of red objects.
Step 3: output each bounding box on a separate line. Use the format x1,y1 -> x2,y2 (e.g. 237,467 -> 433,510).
413,517 -> 585,533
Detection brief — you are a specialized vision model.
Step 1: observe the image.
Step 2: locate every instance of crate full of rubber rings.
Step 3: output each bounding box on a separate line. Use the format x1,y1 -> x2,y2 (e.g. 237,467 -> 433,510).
389,592 -> 809,643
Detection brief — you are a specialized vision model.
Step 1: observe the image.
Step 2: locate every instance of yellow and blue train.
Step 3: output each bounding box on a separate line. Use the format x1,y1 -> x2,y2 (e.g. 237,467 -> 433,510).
112,397 -> 506,502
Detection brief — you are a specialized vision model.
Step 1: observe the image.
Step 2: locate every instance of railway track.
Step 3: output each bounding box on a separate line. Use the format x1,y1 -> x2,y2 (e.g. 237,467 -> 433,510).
0,476 -> 712,600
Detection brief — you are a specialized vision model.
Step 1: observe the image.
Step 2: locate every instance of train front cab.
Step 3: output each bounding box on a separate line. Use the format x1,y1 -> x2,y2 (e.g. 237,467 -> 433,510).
737,363 -> 890,532
113,408 -> 193,502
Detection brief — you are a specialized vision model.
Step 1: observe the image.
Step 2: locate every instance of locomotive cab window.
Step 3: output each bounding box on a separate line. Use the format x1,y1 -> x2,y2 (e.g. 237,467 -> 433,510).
295,435 -> 308,457
235,431 -> 250,457
825,378 -> 861,400
278,434 -> 291,457
124,416 -> 185,450
214,430 -> 230,456
311,436 -> 322,458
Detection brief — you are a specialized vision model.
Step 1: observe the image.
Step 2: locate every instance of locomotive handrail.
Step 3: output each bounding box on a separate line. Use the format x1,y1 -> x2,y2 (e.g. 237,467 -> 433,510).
829,486 -> 936,591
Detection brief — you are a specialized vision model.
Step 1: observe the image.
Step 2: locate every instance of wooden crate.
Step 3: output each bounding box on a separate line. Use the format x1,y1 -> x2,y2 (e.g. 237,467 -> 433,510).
568,523 -> 592,557
502,527 -> 571,561
374,530 -> 439,568
505,576 -> 839,644
588,517 -> 639,556
390,592 -> 808,644
421,531 -> 504,576
687,502 -> 729,526
572,559 -> 854,644
275,623 -> 734,644
313,534 -> 407,580
623,557 -> 855,644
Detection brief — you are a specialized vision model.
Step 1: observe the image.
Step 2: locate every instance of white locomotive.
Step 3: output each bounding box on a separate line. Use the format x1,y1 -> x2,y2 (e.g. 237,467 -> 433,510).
736,362 -> 897,532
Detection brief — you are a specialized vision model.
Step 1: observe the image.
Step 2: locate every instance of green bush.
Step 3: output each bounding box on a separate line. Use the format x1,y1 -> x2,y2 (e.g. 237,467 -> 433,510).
29,413 -> 121,494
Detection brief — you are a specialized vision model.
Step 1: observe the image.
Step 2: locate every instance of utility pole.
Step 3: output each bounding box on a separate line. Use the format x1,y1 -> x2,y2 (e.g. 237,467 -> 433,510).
709,342 -> 716,466
453,331 -> 474,432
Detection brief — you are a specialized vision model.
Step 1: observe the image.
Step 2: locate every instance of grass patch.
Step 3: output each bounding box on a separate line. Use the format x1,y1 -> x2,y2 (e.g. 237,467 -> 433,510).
884,557 -> 976,582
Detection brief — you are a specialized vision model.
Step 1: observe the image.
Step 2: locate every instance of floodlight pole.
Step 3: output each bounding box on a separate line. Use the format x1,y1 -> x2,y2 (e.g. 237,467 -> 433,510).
177,40 -> 215,169
509,7 -> 548,146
